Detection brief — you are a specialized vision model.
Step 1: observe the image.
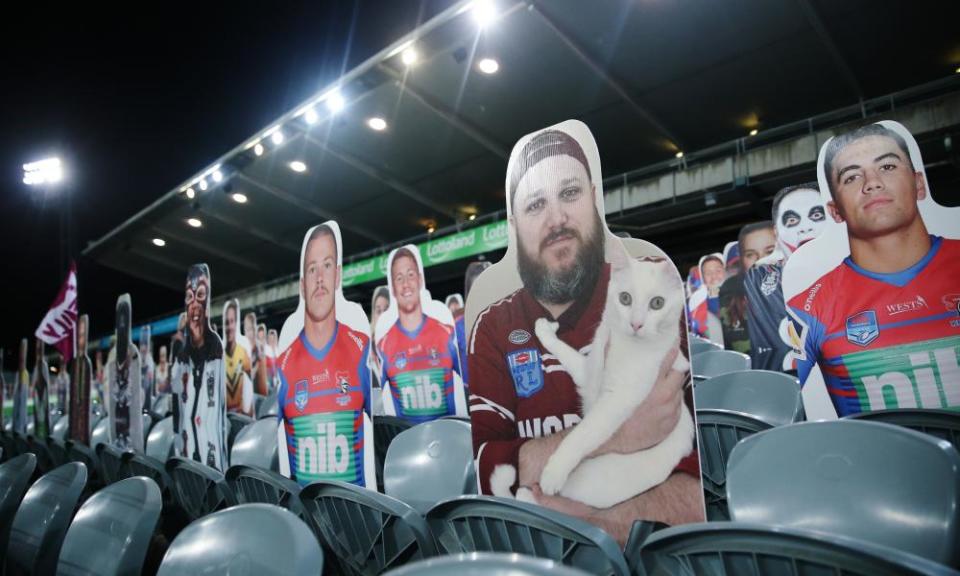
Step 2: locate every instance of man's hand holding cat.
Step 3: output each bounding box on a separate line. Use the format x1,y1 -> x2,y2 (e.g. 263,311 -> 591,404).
599,343 -> 686,455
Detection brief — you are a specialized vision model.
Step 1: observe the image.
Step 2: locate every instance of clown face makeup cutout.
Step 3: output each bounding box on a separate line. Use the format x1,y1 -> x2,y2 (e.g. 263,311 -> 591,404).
776,188 -> 827,257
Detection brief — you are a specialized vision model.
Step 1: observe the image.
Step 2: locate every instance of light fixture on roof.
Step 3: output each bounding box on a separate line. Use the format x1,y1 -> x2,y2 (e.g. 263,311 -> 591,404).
304,107 -> 319,125
231,192 -> 248,204
212,169 -> 223,183
367,117 -> 387,131
187,217 -> 203,228
289,161 -> 307,173
325,90 -> 345,113
23,157 -> 63,186
152,238 -> 166,247
471,0 -> 497,28
198,178 -> 209,191
468,214 -> 477,221
675,151 -> 684,159
401,47 -> 418,66
749,128 -> 758,137
271,130 -> 285,145
184,187 -> 196,199
956,66 -> 960,74
477,58 -> 499,74
427,225 -> 436,234
253,142 -> 264,156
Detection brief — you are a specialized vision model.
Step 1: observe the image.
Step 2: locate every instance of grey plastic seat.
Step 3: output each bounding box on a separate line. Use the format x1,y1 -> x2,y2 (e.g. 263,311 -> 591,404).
692,350 -> 751,380
846,409 -> 960,451
384,419 -> 477,514
51,415 -> 69,441
123,452 -> 173,506
96,444 -> 130,486
152,393 -> 172,416
226,465 -> 303,516
145,416 -> 175,461
229,418 -> 279,472
67,444 -> 102,493
374,416 -> 414,491
226,412 -> 254,452
0,454 -> 37,561
46,438 -> 70,468
158,503 -> 322,576
384,552 -> 593,576
89,417 -> 109,449
727,420 -> 960,567
167,457 -> 237,521
426,496 -> 629,576
694,370 -> 803,520
300,480 -> 437,576
56,476 -> 162,576
27,436 -> 57,475
7,462 -> 87,576
690,338 -> 723,356
141,412 -> 154,443
256,389 -> 278,419
638,522 -> 958,576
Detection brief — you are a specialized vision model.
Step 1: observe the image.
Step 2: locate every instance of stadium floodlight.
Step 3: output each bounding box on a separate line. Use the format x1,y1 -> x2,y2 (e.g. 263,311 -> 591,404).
749,129 -> 759,137
477,58 -> 499,74
198,178 -> 209,191
675,151 -> 684,159
23,157 -> 63,186
325,90 -> 345,113
185,187 -> 196,199
212,169 -> 223,183
471,0 -> 497,28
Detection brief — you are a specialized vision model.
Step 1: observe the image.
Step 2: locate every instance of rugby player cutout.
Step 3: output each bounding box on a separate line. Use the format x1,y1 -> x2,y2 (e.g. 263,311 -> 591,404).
108,294 -> 144,451
222,299 -> 254,417
70,314 -> 93,444
276,221 -> 375,489
784,121 -> 960,419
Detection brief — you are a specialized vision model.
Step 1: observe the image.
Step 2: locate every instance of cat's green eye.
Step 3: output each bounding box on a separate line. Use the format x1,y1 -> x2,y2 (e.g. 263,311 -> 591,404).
619,292 -> 632,306
649,296 -> 665,310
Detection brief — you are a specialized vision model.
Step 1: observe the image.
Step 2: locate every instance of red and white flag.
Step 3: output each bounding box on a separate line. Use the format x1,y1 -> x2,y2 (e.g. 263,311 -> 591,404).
35,262 -> 78,362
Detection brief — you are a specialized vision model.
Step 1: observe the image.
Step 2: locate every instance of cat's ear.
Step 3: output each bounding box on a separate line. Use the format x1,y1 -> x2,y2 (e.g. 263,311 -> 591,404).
607,239 -> 631,271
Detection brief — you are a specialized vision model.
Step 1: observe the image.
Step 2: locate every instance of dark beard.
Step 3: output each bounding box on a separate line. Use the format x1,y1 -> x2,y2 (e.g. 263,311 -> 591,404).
517,215 -> 604,305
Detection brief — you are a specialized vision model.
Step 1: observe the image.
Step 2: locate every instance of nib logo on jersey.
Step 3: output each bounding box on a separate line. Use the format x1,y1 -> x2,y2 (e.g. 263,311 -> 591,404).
843,336 -> 960,412
294,411 -> 359,484
885,295 -> 928,317
394,369 -> 446,416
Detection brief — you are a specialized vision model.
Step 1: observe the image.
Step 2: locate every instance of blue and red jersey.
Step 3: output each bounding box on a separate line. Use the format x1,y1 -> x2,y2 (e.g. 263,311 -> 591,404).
787,236 -> 960,416
378,314 -> 462,423
277,323 -> 371,487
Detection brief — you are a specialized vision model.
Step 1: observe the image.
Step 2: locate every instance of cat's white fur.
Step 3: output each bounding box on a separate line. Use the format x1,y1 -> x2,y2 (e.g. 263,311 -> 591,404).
491,244 -> 693,508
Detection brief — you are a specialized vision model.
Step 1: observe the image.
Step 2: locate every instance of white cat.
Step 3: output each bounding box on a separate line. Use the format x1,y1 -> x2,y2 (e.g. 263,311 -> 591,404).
491,244 -> 694,509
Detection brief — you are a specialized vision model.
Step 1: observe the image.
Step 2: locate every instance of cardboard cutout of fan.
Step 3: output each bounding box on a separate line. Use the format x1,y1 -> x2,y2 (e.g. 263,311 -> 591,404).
109,294 -> 143,451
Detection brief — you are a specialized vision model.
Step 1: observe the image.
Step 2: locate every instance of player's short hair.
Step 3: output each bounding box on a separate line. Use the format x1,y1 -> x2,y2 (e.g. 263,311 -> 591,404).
822,124 -> 914,199
303,223 -> 338,276
509,130 -> 592,211
771,182 -> 819,222
738,221 -> 775,255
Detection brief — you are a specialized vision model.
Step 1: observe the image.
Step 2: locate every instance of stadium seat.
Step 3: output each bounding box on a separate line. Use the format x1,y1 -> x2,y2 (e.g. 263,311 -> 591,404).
46,437 -> 70,468
383,552 -> 593,576
845,409 -> 960,451
374,416 -> 414,491
167,457 -> 237,521
27,435 -> 56,475
692,350 -> 751,380
90,417 -> 109,449
145,416 -> 175,461
727,420 -> 960,566
123,452 -> 174,507
689,338 -> 722,356
13,433 -> 31,459
256,389 -> 278,419
0,454 -> 37,561
384,419 -> 477,514
226,465 -> 303,516
56,476 -> 162,576
26,419 -> 35,436
426,496 -> 629,576
229,418 -> 279,472
152,393 -> 172,417
227,412 -> 254,452
67,443 -> 102,494
96,443 -> 130,486
694,370 -> 803,519
300,480 -> 437,576
142,412 -> 154,443
637,522 -> 956,576
157,504 -> 322,576
6,462 -> 87,575
51,414 -> 69,441
0,432 -> 14,461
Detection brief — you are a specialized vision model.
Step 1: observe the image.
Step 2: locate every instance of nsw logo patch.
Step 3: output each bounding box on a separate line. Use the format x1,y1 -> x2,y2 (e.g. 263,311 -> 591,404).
846,310 -> 879,347
294,379 -> 309,412
507,348 -> 543,398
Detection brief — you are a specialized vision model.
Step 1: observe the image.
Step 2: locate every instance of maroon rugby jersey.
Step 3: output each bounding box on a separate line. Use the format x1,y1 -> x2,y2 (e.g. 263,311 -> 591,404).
469,264 -> 699,496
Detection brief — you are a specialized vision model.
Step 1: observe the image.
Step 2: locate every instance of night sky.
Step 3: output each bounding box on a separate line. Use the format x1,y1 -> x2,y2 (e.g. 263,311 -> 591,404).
0,1 -> 457,362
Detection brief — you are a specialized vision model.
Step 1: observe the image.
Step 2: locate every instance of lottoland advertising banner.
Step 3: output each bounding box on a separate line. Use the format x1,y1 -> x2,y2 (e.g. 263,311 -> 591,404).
341,220 -> 508,287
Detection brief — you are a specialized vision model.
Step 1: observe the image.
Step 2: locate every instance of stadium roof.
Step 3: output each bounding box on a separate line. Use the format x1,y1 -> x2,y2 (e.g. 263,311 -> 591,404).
84,0 -> 960,294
